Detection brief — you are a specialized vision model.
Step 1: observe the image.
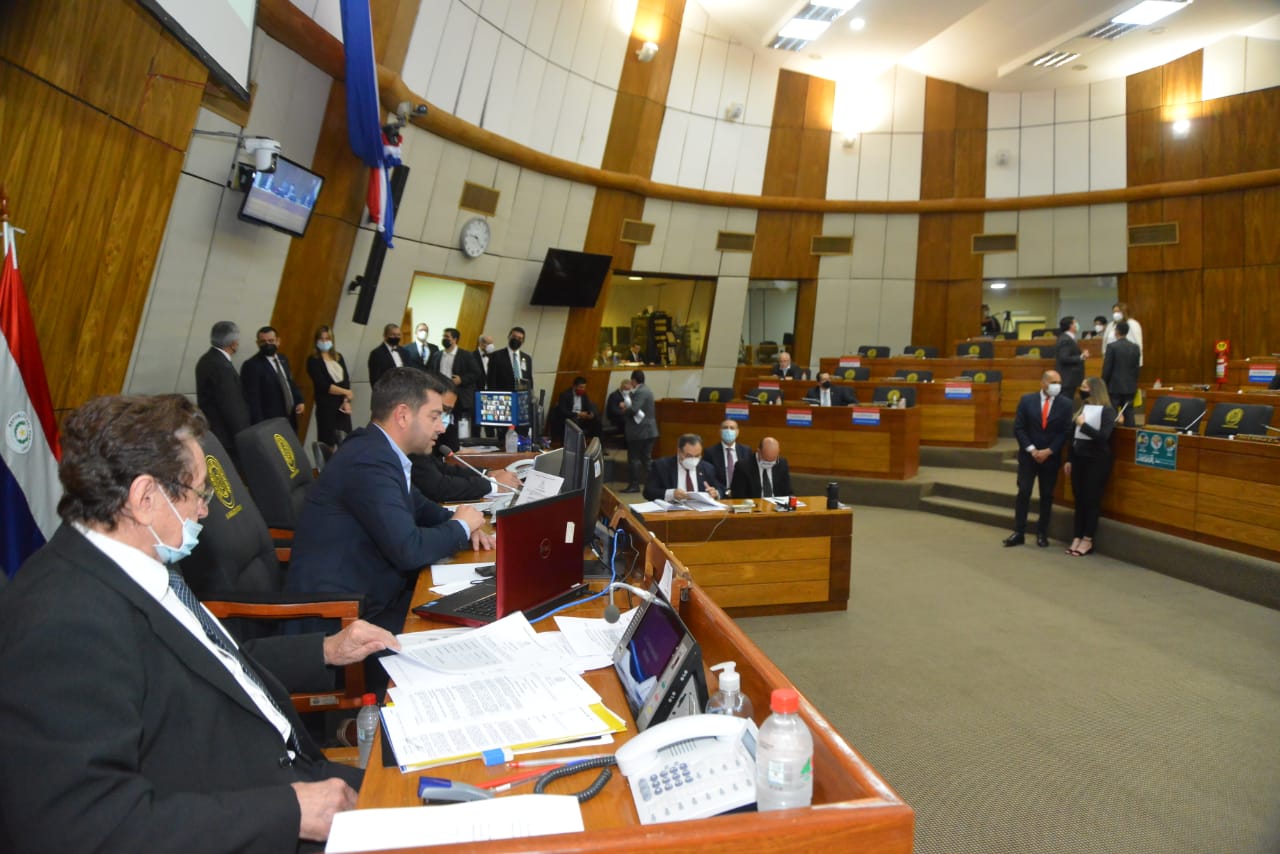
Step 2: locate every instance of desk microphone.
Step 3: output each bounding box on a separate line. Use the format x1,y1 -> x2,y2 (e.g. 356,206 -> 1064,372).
1264,424 -> 1280,434
442,448 -> 520,493
603,582 -> 662,624
1180,409 -> 1207,435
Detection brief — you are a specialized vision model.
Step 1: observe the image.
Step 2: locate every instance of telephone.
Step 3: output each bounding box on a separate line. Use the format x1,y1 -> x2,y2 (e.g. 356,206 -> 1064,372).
505,458 -> 536,479
616,713 -> 758,825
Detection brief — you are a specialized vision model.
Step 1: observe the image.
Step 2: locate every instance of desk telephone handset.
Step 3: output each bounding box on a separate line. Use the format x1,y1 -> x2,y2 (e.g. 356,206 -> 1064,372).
505,459 -> 535,478
616,713 -> 758,825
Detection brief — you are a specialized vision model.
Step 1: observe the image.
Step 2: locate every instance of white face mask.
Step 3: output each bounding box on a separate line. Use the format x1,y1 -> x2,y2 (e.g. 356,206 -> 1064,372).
680,456 -> 701,472
416,330 -> 428,342
760,459 -> 777,470
316,340 -> 333,352
484,343 -> 496,354
1094,324 -> 1105,334
1047,383 -> 1062,397
1112,312 -> 1123,322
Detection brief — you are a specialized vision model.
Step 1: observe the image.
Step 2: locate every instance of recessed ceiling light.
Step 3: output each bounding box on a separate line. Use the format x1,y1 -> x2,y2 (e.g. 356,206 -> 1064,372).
778,18 -> 831,42
849,17 -> 866,31
1112,1 -> 1192,27
989,282 -> 1008,290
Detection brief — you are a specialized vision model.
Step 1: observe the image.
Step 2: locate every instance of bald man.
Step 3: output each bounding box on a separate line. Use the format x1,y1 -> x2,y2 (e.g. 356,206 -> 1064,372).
730,437 -> 793,499
773,352 -> 803,381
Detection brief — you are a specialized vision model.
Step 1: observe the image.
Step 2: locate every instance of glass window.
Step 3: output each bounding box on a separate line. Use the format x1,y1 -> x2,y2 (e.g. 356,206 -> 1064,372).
984,275 -> 1118,338
741,279 -> 798,366
597,273 -> 716,367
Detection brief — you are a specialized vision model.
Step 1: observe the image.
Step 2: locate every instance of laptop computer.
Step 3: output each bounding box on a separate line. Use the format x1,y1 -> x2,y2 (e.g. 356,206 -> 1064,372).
413,489 -> 590,627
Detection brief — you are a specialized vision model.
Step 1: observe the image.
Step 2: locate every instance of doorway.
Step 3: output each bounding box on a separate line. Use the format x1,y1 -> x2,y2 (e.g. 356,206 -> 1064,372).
402,273 -> 493,350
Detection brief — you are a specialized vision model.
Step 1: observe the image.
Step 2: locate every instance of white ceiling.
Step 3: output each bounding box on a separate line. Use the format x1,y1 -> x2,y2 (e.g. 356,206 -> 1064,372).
691,0 -> 1280,92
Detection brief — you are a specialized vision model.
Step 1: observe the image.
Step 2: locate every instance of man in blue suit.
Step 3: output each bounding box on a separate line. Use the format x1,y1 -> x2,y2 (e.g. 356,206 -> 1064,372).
287,369 -> 494,633
707,419 -> 752,497
643,433 -> 725,502
1005,370 -> 1074,548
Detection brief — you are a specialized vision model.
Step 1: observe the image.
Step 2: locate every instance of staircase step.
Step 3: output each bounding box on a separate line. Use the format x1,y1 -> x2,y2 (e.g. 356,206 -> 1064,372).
929,480 -> 1013,507
919,495 -> 1022,530
920,445 -> 1016,471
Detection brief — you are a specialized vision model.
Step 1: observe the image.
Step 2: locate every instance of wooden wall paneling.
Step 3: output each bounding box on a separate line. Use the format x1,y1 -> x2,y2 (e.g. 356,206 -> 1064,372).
793,278 -> 818,366
1159,269 -> 1205,384
1241,88 -> 1280,174
789,211 -> 823,278
919,131 -> 956,201
1126,200 -> 1164,273
954,129 -> 987,199
948,213 -> 984,279
762,127 -> 804,196
1201,267 -> 1245,358
0,0 -> 92,87
1121,273 -> 1164,377
1201,97 -> 1246,180
1160,195 -> 1202,271
1160,50 -> 1202,108
803,75 -> 835,135
1160,101 -> 1204,183
750,210 -> 794,280
946,279 -> 983,351
910,280 -> 949,351
1200,191 -> 1244,268
773,70 -> 812,129
1126,66 -> 1163,113
922,78 -> 957,133
955,85 -> 987,132
373,0 -> 423,72
796,127 -> 832,199
1126,107 -> 1163,186
914,214 -> 951,280
1242,265 -> 1277,358
1243,186 -> 1280,266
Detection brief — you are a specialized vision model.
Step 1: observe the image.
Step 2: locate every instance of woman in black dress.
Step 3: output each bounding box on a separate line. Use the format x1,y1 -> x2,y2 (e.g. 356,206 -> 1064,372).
1064,376 -> 1117,557
306,325 -> 353,447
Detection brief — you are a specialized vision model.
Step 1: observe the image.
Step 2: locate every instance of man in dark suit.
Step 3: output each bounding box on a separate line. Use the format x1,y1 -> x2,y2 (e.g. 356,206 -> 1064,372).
1270,373 -> 1280,391
486,326 -> 533,392
708,419 -> 752,497
549,376 -> 601,442
806,371 -> 857,406
1005,370 -> 1074,548
1102,320 -> 1141,427
604,377 -> 632,447
287,369 -> 494,634
1054,315 -> 1087,404
240,325 -> 305,431
773,351 -> 804,380
731,437 -> 793,499
402,322 -> 439,371
474,334 -> 494,383
195,320 -> 251,461
367,323 -> 405,387
643,433 -> 725,501
0,393 -> 398,852
427,328 -> 484,449
409,386 -> 520,502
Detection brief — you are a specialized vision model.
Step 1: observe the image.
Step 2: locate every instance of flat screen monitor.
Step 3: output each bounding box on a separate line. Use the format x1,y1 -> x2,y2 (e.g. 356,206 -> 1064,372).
561,419 -> 585,492
529,248 -> 613,307
612,585 -> 708,731
580,437 -> 604,548
238,156 -> 324,237
475,390 -> 530,427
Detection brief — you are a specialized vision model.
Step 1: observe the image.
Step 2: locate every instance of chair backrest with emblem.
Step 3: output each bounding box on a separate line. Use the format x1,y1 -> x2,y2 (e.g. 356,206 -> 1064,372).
235,419 -> 314,530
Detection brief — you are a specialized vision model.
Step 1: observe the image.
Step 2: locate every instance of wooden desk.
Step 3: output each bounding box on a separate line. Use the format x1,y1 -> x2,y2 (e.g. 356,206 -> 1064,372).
624,495 -> 853,617
952,337 -> 1101,360
818,355 -> 1054,418
731,377 -> 997,448
1140,386 -> 1280,432
355,498 -> 915,852
1221,359 -> 1279,392
655,399 -> 920,479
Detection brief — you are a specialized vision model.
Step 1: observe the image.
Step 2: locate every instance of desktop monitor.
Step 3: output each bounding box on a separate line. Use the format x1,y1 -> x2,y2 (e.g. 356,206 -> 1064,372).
1204,404 -> 1274,438
561,418 -> 585,490
475,389 -> 530,427
581,437 -> 604,543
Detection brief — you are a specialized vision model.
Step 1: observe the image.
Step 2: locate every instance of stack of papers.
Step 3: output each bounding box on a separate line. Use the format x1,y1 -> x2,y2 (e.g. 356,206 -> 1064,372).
630,491 -> 727,513
379,613 -> 628,770
326,795 -> 584,853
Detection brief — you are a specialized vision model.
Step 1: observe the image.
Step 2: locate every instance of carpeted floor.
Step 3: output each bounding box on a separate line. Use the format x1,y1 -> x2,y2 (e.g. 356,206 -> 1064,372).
736,507 -> 1280,854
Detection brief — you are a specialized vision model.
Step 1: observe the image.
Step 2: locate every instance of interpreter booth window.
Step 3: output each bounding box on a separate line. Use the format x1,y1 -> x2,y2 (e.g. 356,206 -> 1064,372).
983,276 -> 1118,338
741,279 -> 798,366
597,273 -> 716,367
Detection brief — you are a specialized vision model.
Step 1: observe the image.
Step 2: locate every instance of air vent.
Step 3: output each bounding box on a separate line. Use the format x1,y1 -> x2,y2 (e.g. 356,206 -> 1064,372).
620,219 -> 655,245
972,233 -> 1018,254
1028,51 -> 1081,69
1128,222 -> 1179,247
716,231 -> 755,253
1081,21 -> 1139,39
811,235 -> 853,256
459,182 -> 500,216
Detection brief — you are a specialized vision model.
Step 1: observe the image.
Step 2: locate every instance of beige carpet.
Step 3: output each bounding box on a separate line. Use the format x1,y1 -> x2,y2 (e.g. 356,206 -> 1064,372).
737,506 -> 1280,854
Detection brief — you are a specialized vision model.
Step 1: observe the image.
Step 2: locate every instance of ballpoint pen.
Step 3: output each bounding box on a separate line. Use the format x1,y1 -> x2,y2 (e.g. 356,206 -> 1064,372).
475,764 -> 566,790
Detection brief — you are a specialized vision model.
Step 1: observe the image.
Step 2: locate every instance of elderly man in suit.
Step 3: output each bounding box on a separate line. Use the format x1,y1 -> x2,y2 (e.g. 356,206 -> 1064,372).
731,437 -> 793,499
1101,320 -> 1142,427
195,320 -> 251,460
773,351 -> 804,380
1053,316 -> 1087,405
240,325 -> 305,431
644,433 -> 724,502
0,393 -> 398,852
367,323 -> 405,387
806,371 -> 857,406
287,369 -> 494,634
1005,370 -> 1074,548
620,370 -> 658,493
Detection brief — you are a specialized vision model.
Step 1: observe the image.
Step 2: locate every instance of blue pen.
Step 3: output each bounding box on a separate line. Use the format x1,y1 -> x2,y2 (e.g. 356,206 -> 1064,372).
417,776 -> 494,804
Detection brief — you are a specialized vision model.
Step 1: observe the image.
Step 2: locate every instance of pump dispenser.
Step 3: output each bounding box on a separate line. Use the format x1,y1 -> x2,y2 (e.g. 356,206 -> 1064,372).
705,661 -> 754,719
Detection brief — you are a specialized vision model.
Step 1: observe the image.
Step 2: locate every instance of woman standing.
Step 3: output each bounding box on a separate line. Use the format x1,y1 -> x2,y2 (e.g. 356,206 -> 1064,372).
306,325 -> 353,448
1064,376 -> 1117,557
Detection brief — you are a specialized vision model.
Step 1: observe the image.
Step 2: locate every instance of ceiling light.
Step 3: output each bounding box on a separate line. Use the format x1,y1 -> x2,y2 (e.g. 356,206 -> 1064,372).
635,41 -> 659,62
989,282 -> 1008,290
628,276 -> 642,281
849,17 -> 866,31
778,18 -> 831,42
1112,0 -> 1192,27
1029,51 -> 1080,69
815,0 -> 861,11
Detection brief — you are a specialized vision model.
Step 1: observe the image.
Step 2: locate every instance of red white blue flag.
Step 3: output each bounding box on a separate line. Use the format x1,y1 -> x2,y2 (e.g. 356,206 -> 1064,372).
1,221 -> 61,577
340,0 -> 400,247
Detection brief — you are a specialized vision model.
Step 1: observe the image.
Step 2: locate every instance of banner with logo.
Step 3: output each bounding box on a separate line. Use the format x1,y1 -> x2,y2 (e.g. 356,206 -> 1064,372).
1135,430 -> 1178,471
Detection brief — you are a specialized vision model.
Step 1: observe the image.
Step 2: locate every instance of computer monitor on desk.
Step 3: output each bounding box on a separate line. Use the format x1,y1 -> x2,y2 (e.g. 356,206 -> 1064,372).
561,418 -> 585,488
475,389 -> 530,427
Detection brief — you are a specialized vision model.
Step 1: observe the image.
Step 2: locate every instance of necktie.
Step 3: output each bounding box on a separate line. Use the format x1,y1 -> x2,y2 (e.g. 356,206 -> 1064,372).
272,358 -> 292,413
725,448 -> 735,487
513,352 -> 522,383
1041,395 -> 1050,429
686,469 -> 695,492
763,467 -> 774,498
166,568 -> 297,751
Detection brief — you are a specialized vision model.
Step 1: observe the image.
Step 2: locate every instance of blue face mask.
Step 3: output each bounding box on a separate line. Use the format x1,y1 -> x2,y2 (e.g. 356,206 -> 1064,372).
150,491 -> 203,564
721,428 -> 737,443
441,413 -> 453,428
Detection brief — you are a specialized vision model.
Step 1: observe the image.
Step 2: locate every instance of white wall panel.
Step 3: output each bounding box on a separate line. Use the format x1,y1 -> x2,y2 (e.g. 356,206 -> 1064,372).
678,114 -> 715,188
484,160 -> 523,258
526,0 -> 560,56
570,0 -> 608,80
1052,207 -> 1090,275
1055,85 -> 1089,123
721,44 -> 753,118
1090,78 -> 1125,119
856,133 -> 891,201
482,35 -> 524,139
878,279 -> 916,353
1089,204 -> 1128,274
882,216 -> 918,280
550,0 -> 584,68
986,128 -> 1020,198
858,69 -> 895,134
732,127 -> 769,196
660,203 -> 700,273
456,20 -> 501,126
1203,36 -> 1246,99
507,51 -> 547,150
1244,36 -> 1280,93
744,55 -> 779,126
887,133 -> 923,201
1019,125 -> 1054,197
503,171 -> 545,260
502,0 -> 535,42
426,3 -> 479,113
842,280 -> 886,352
530,64 -> 568,153
651,111 -> 689,186
851,214 -> 887,279
403,0 -> 451,94
668,28 -> 704,112
552,74 -> 593,160
703,276 -> 748,373
826,135 -> 859,200
184,110 -> 241,185
1089,115 -> 1126,191
595,0 -> 632,88
309,0 -> 342,40
1015,209 -> 1054,277
705,121 -> 744,193
891,67 -> 927,133
684,203 -> 726,277
988,91 -> 1021,129
481,0 -> 511,28
1053,122 -> 1089,193
631,199 -> 671,271
422,143 -> 473,246
981,211 -> 1018,280
812,279 -> 852,362
682,0 -> 708,34
1021,90 -> 1054,126
578,84 -> 616,167
395,131 -> 442,242
691,37 -> 728,118
718,209 -> 757,279
529,178 -> 573,260
559,183 -> 595,249
818,213 -> 855,280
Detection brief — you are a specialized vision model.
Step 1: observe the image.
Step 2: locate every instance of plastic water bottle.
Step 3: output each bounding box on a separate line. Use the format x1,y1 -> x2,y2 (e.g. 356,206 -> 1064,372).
705,661 -> 754,719
458,416 -> 471,440
356,693 -> 379,769
504,427 -> 519,453
755,688 -> 813,811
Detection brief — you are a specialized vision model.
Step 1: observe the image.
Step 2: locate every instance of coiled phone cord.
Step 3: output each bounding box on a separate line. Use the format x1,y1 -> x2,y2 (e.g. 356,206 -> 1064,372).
533,756 -> 618,803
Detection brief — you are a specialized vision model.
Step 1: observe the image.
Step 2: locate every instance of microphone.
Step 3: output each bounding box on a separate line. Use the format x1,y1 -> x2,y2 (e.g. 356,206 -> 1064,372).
1180,409 -> 1207,435
1264,424 -> 1280,434
603,582 -> 658,624
442,448 -> 519,493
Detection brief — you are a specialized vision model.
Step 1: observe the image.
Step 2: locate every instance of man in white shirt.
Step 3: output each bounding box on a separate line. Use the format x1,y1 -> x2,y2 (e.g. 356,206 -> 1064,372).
1102,302 -> 1144,367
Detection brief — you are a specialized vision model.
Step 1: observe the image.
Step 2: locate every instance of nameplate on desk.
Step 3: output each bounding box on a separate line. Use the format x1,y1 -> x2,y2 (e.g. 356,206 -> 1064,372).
851,407 -> 881,426
1233,433 -> 1280,446
943,382 -> 973,400
785,408 -> 813,427
724,403 -> 750,421
1135,429 -> 1178,471
1247,364 -> 1276,384
758,380 -> 780,390
838,357 -> 862,368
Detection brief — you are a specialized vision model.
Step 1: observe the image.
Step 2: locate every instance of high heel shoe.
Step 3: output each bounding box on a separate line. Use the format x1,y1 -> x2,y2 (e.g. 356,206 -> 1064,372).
1071,538 -> 1094,557
1065,538 -> 1081,555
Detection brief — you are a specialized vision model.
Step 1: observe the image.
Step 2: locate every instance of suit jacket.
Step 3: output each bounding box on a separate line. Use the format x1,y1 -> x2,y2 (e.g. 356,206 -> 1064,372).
0,524 -> 358,853
550,387 -> 601,440
1054,333 -> 1085,392
806,384 -> 857,406
367,343 -> 404,387
730,456 -> 794,499
287,426 -> 469,632
707,442 -> 752,497
409,452 -> 491,502
773,364 -> 804,380
401,340 -> 439,371
241,351 -> 304,428
486,347 -> 533,391
473,348 -> 491,386
195,347 -> 250,456
1271,374 -> 1280,391
643,455 -> 725,502
605,389 -> 628,434
622,383 -> 658,441
1101,338 -> 1141,395
1012,391 -> 1074,458
427,348 -> 484,415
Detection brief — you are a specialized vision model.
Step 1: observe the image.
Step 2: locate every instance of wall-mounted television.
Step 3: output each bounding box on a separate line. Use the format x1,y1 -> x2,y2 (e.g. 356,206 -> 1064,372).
529,248 -> 613,307
238,156 -> 324,238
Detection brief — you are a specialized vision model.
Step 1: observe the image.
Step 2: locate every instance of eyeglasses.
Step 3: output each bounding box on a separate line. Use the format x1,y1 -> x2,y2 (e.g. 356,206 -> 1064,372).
178,482 -> 216,506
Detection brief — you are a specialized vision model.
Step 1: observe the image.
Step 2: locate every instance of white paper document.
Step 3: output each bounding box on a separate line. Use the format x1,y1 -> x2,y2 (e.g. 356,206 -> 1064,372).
390,613 -> 547,676
386,669 -> 601,726
680,491 -> 727,512
1074,404 -> 1103,439
554,610 -> 637,659
430,561 -> 495,585
514,469 -> 563,506
325,795 -> 584,853
628,500 -> 669,513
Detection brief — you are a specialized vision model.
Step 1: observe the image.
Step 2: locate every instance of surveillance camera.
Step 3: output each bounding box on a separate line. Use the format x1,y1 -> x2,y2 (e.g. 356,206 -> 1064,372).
395,101 -> 428,122
243,137 -> 282,173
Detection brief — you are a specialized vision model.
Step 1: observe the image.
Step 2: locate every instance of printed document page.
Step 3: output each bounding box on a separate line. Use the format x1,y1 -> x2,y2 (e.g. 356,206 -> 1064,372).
325,795 -> 584,853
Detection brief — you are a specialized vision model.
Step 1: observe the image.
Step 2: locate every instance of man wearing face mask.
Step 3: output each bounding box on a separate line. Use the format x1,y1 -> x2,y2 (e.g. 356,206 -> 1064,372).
0,393 -> 401,852
1101,302 -> 1144,369
708,419 -> 752,497
367,323 -> 405,387
604,378 -> 633,447
241,325 -> 305,431
806,371 -> 857,406
1053,315 -> 1087,406
1004,370 -> 1074,548
195,320 -> 251,462
1082,315 -> 1108,339
550,376 -> 601,443
474,334 -> 495,381
427,328 -> 483,448
730,437 -> 792,499
643,433 -> 724,502
486,326 -> 533,393
402,323 -> 439,371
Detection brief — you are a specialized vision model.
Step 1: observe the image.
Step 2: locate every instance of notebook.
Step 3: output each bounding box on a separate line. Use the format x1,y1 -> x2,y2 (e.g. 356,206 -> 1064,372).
414,489 -> 589,627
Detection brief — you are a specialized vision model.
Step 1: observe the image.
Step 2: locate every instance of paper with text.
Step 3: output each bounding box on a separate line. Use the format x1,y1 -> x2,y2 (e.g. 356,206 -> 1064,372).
325,795 -> 584,853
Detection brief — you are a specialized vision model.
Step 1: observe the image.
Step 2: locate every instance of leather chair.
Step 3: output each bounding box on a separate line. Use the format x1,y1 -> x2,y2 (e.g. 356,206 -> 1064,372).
837,366 -> 871,381
857,345 -> 889,358
1015,344 -> 1047,357
698,387 -> 735,403
873,386 -> 917,407
894,369 -> 934,383
961,369 -> 1003,385
956,341 -> 994,358
1204,404 -> 1274,438
1148,396 -> 1209,433
904,345 -> 939,358
746,388 -> 783,404
181,430 -> 366,714
235,418 -> 313,531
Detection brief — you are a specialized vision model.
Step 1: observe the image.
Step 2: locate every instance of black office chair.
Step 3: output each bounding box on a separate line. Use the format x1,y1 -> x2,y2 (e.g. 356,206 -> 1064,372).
235,419 -> 313,532
746,388 -> 783,404
957,341 -> 994,358
872,386 -> 917,407
698,387 -> 735,403
1148,396 -> 1209,433
181,431 -> 366,714
837,366 -> 871,381
961,369 -> 1003,385
893,369 -> 933,383
997,331 -> 1018,340
857,345 -> 888,358
904,345 -> 939,358
1015,344 -> 1047,358
1031,328 -> 1058,339
1204,404 -> 1273,438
